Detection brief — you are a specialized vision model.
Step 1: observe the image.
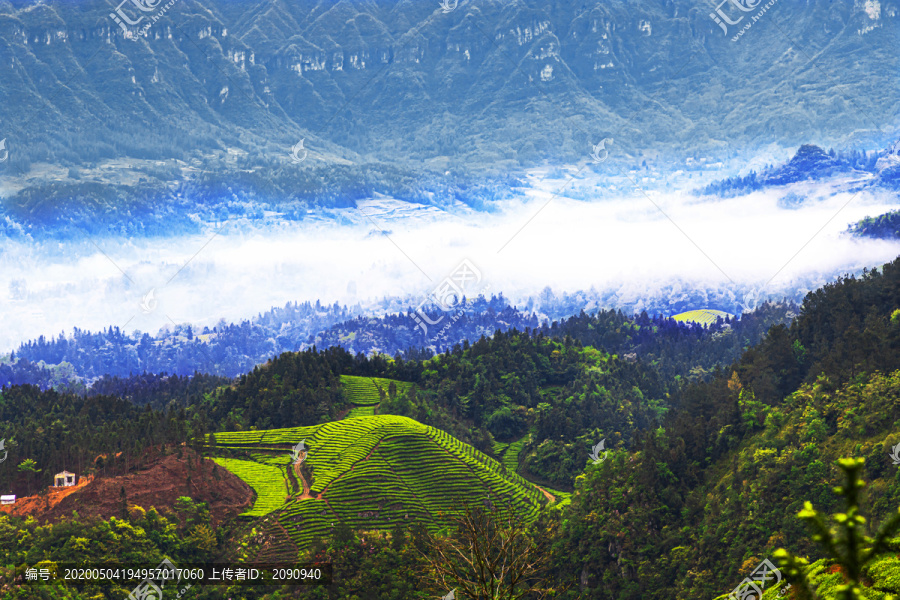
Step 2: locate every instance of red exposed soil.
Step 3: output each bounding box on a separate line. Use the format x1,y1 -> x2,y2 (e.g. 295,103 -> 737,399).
0,475 -> 93,516
292,452 -> 316,500
0,448 -> 253,526
535,486 -> 556,503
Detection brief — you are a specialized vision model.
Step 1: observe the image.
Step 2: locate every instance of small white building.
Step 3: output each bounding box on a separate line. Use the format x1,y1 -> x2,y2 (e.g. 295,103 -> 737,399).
54,471 -> 77,487
0,495 -> 15,505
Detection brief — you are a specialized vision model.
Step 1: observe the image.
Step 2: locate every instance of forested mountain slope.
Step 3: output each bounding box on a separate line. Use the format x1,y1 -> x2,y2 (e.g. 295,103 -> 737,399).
550,260 -> 900,598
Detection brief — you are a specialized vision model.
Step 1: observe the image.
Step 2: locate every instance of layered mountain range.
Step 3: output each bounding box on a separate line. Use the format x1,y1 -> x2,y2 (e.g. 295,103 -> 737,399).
0,0 -> 896,184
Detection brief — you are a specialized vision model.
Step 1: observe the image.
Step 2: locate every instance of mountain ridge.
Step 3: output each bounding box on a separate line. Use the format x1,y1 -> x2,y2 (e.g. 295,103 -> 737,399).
0,0 -> 896,185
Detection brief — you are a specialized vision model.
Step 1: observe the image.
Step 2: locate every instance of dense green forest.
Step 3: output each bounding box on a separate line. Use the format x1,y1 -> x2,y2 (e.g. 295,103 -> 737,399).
541,301 -> 796,381
850,209 -> 900,241
0,386 -> 205,496
2,2 -> 898,597
2,258 -> 900,598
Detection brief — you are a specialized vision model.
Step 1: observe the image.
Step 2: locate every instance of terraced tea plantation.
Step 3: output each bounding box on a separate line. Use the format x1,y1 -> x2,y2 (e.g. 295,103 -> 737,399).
340,375 -> 415,418
497,435 -> 530,474
494,434 -> 573,508
207,415 -> 551,552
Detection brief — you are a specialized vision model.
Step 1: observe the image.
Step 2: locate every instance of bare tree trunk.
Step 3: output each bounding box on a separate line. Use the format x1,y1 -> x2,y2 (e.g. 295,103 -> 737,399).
414,500 -> 563,600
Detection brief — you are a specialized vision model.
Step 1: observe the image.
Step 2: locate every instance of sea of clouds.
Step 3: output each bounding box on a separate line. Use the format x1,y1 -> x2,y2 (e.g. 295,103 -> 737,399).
1,172 -> 899,352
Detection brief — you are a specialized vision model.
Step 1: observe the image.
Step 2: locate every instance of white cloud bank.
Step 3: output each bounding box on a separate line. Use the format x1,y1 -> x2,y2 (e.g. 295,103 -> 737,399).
1,177 -> 899,352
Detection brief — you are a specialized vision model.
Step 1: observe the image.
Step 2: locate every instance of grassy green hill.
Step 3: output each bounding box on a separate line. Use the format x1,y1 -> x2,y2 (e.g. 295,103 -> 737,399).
208,415 -> 552,553
6,259 -> 900,599
670,309 -> 733,326
211,458 -> 289,518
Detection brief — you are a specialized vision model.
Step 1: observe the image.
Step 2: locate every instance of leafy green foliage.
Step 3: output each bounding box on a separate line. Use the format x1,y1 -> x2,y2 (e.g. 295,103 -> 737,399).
204,346 -> 353,430
403,332 -> 672,487
774,458 -> 900,600
543,302 -> 796,382
4,251 -> 900,599
0,502 -> 217,598
548,257 -> 900,599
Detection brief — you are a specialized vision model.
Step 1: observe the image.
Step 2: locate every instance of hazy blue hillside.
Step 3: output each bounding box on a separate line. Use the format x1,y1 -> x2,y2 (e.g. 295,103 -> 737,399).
0,0 -> 896,191
698,141 -> 900,198
0,290 -> 797,391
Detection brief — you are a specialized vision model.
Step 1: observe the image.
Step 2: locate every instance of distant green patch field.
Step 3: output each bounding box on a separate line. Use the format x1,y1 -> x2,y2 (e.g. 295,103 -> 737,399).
670,309 -> 733,326
207,415 -> 551,551
495,435 -> 529,474
340,374 -> 414,406
339,375 -> 415,418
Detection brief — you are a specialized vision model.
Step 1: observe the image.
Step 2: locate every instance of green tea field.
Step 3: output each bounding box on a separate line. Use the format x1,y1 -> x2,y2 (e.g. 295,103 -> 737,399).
207,415 -> 554,555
